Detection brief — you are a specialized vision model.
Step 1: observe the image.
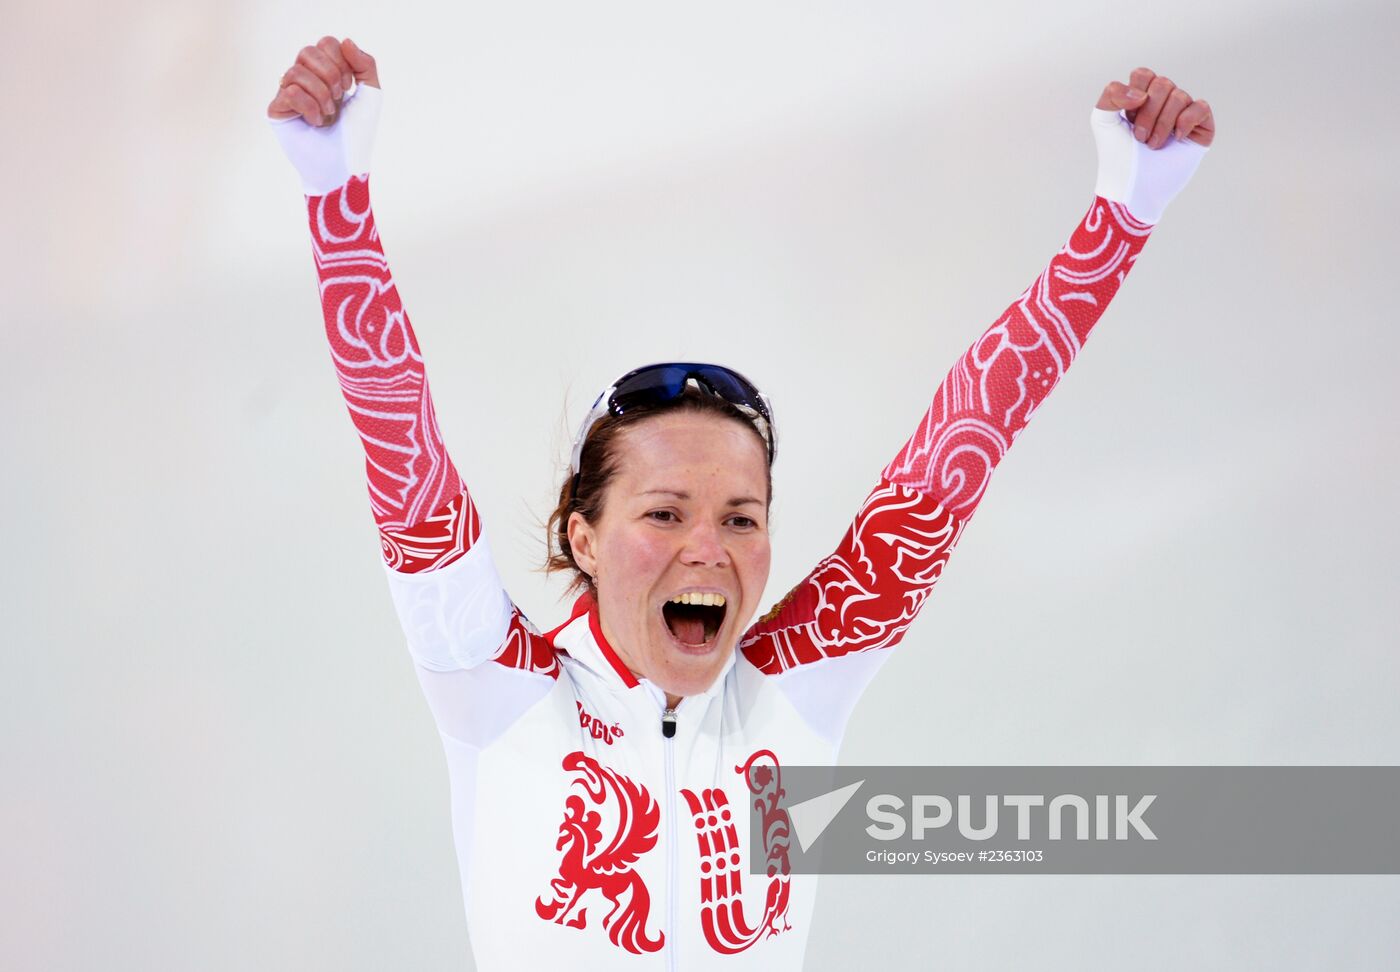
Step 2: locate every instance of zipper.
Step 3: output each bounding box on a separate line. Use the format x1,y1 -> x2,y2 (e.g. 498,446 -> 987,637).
662,702 -> 679,972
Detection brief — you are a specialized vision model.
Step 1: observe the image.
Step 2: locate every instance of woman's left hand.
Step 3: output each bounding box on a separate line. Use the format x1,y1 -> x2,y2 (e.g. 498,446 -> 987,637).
1096,67 -> 1215,148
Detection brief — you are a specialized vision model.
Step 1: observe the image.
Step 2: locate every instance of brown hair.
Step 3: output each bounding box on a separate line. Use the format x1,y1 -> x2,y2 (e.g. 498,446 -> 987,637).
546,387 -> 773,596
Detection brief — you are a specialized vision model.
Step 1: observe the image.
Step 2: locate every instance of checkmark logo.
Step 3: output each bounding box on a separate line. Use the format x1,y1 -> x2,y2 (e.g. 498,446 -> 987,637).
788,779 -> 864,852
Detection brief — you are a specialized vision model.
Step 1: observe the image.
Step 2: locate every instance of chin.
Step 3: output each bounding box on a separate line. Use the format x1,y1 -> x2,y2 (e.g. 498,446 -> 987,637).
657,638 -> 737,697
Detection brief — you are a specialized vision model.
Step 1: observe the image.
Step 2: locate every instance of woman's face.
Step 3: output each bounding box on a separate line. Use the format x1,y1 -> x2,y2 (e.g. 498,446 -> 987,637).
567,410 -> 772,702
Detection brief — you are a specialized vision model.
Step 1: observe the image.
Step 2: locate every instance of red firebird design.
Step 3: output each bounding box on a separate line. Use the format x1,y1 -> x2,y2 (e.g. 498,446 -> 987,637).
536,751 -> 665,954
681,749 -> 793,954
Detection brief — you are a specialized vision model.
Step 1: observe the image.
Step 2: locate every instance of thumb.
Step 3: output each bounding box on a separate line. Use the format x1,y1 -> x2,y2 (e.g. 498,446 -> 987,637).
1097,81 -> 1148,112
341,37 -> 380,88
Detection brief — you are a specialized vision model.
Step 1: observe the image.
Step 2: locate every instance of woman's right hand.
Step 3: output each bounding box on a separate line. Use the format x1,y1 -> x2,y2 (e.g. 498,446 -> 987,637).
267,36 -> 379,128
265,36 -> 384,196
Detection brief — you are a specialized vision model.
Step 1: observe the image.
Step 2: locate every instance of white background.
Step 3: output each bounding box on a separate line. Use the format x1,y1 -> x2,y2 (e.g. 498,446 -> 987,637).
3,1 -> 1398,968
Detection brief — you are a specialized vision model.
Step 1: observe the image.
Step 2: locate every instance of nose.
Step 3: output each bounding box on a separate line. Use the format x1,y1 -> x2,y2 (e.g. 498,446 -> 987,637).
680,520 -> 730,569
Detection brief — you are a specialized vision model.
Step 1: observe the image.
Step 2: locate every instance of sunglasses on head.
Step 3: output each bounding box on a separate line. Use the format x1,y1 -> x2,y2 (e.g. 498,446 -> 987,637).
569,362 -> 777,476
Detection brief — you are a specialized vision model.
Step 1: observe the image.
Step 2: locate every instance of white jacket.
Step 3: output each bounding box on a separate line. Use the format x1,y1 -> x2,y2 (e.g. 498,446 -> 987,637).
269,81 -> 1205,969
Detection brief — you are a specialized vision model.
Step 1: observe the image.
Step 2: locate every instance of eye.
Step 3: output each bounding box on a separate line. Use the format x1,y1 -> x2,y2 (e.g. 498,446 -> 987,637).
646,509 -> 679,523
726,514 -> 759,530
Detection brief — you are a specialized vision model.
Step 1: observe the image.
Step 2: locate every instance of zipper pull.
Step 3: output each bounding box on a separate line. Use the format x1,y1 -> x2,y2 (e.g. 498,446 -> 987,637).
661,707 -> 677,739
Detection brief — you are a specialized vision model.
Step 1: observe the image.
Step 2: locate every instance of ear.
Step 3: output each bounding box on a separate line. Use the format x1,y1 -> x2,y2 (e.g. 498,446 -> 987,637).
566,511 -> 599,580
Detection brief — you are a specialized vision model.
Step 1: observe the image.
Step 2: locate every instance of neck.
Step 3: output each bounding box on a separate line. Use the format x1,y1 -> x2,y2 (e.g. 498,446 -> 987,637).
665,693 -> 682,710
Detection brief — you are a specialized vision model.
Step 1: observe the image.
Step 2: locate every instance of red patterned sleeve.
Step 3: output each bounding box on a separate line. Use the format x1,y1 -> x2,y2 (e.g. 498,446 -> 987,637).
306,174 -> 479,574
742,197 -> 1154,675
298,173 -> 558,684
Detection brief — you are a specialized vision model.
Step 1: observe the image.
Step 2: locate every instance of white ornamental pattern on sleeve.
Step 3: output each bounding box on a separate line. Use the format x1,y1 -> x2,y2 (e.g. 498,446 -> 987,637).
882,198 -> 1152,519
742,482 -> 964,674
745,196 -> 1153,679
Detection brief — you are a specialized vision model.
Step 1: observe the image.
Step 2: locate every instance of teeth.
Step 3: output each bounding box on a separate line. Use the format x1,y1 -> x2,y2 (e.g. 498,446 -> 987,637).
668,592 -> 726,607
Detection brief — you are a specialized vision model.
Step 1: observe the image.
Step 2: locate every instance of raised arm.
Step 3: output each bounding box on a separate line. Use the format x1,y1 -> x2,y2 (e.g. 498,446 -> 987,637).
741,71 -> 1213,732
884,70 -> 1212,517
268,39 -> 474,574
267,39 -> 557,728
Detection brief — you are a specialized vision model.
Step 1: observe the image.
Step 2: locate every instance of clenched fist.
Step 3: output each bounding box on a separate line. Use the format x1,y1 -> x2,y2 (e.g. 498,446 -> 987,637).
267,36 -> 379,127
266,36 -> 384,196
1088,67 -> 1213,223
1096,67 -> 1215,148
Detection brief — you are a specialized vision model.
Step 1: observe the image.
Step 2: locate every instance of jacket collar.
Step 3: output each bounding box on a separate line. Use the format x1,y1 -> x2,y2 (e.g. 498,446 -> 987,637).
547,592 -> 736,705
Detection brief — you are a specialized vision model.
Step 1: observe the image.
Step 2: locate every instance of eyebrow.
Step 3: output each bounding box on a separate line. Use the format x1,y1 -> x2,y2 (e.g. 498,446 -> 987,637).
641,489 -> 764,508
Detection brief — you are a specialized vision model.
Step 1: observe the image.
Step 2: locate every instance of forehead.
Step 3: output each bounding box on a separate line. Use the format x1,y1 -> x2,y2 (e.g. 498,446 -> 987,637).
609,412 -> 768,492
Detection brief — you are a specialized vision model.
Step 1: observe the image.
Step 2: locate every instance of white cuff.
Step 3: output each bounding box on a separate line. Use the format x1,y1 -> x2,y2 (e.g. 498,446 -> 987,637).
1091,106 -> 1209,224
267,82 -> 383,197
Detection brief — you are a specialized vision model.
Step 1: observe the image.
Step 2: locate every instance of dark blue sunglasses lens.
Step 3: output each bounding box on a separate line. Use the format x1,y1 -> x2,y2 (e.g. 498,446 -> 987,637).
690,368 -> 761,410
610,366 -> 693,412
610,364 -> 766,418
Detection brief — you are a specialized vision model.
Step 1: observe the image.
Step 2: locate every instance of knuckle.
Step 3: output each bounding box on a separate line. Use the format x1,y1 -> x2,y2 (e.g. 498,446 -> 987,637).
1169,87 -> 1191,104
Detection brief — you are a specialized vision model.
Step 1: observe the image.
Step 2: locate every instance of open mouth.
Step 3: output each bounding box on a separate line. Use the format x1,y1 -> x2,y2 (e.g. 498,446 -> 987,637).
661,592 -> 727,649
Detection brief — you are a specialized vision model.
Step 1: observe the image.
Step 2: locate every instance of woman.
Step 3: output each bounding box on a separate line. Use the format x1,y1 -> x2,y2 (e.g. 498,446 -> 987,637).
268,36 -> 1213,970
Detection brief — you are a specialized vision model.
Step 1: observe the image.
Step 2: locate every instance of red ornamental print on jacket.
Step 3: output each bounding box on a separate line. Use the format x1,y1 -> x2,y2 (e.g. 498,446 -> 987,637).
536,752 -> 666,955
681,750 -> 794,954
